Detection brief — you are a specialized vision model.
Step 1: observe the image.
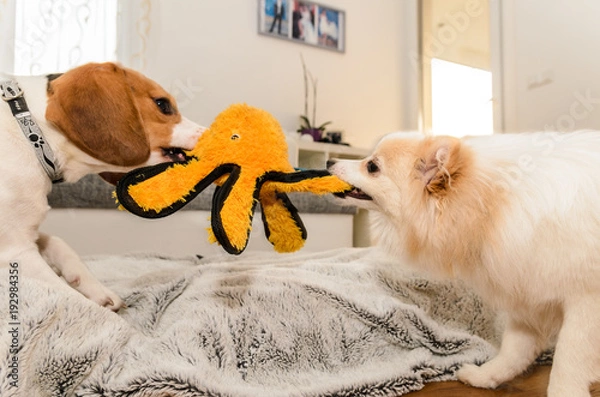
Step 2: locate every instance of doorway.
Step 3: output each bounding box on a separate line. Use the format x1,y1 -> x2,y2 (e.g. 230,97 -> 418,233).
419,0 -> 501,137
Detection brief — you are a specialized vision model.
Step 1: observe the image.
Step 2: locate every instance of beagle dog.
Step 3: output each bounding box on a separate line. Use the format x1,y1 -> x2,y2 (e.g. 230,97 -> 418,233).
0,62 -> 205,310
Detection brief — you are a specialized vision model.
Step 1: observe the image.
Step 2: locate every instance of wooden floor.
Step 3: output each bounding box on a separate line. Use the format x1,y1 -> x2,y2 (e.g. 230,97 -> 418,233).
406,366 -> 600,396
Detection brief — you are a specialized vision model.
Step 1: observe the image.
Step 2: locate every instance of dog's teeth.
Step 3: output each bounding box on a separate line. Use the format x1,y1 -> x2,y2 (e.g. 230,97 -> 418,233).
162,148 -> 187,162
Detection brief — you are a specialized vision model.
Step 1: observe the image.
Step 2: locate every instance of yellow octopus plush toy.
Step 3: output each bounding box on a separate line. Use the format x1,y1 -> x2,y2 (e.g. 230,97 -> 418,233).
116,103 -> 352,255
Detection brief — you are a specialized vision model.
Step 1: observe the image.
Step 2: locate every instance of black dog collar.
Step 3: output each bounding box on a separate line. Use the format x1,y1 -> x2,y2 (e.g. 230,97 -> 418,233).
1,80 -> 64,183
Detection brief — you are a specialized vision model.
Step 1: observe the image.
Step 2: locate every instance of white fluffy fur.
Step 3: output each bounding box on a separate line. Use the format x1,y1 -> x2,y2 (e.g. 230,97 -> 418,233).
0,69 -> 203,311
329,130 -> 600,396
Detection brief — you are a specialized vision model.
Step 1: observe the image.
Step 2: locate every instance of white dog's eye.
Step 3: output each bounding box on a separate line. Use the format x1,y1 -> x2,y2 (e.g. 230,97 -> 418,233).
367,160 -> 379,174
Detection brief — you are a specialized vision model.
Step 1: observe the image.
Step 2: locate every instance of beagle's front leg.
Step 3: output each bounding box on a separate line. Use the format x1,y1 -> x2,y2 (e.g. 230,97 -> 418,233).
37,233 -> 123,311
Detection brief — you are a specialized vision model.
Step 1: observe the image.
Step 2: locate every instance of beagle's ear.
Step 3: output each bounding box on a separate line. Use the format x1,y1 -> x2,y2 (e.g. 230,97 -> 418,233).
46,62 -> 150,166
416,136 -> 464,195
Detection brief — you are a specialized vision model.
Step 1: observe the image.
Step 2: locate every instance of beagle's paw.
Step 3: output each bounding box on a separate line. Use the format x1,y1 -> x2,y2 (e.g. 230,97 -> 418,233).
91,287 -> 124,312
456,363 -> 501,389
67,275 -> 124,311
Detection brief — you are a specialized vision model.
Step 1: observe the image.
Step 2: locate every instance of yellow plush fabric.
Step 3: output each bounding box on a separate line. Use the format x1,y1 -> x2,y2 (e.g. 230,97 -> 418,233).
116,103 -> 352,254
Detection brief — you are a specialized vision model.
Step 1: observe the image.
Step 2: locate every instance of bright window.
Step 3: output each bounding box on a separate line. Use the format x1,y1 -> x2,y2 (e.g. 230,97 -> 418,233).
430,58 -> 493,137
11,0 -> 117,75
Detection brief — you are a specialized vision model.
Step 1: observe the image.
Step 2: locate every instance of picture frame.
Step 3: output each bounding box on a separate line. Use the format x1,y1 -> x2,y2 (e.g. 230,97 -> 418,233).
258,0 -> 345,53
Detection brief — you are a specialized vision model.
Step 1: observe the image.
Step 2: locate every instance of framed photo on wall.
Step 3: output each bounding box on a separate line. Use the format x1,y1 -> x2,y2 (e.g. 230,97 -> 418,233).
258,0 -> 345,53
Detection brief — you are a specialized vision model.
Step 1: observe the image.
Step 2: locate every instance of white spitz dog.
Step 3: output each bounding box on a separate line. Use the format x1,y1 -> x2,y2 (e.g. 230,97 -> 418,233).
328,131 -> 600,397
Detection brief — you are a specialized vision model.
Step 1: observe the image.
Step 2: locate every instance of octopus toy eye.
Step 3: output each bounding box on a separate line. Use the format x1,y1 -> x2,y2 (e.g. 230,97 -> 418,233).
231,134 -> 240,140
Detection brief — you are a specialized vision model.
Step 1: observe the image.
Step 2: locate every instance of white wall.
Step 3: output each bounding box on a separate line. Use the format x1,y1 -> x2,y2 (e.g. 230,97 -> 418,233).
501,0 -> 600,133
122,0 -> 419,149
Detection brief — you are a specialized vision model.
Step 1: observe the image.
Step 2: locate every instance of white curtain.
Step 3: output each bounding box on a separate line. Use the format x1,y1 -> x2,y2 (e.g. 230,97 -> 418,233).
0,0 -> 17,73
0,0 -> 154,76
1,0 -> 119,75
116,0 -> 152,72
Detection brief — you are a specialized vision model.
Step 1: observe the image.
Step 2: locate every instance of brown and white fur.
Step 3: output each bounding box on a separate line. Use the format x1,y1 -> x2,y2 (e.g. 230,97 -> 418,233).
328,131 -> 600,397
1,62 -> 205,311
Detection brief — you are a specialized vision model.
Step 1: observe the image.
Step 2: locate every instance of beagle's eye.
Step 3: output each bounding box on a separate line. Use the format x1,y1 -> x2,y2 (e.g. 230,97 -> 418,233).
154,97 -> 174,115
366,160 -> 379,174
231,134 -> 240,140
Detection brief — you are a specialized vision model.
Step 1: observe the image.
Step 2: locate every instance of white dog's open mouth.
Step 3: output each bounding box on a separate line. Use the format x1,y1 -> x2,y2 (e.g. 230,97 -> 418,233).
334,187 -> 373,201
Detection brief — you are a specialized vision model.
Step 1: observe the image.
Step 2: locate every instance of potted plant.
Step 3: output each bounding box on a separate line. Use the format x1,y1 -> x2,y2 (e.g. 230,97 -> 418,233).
297,54 -> 331,141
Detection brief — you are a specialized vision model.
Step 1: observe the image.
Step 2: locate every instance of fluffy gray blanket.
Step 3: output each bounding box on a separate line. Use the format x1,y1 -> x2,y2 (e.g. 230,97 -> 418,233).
0,248 -> 501,397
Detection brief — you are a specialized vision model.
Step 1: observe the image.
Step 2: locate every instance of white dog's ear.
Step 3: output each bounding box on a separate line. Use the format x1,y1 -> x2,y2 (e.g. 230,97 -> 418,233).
416,137 -> 463,195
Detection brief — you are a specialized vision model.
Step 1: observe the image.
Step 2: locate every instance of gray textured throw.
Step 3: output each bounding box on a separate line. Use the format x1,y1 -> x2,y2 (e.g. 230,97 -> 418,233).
0,248 -> 500,397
